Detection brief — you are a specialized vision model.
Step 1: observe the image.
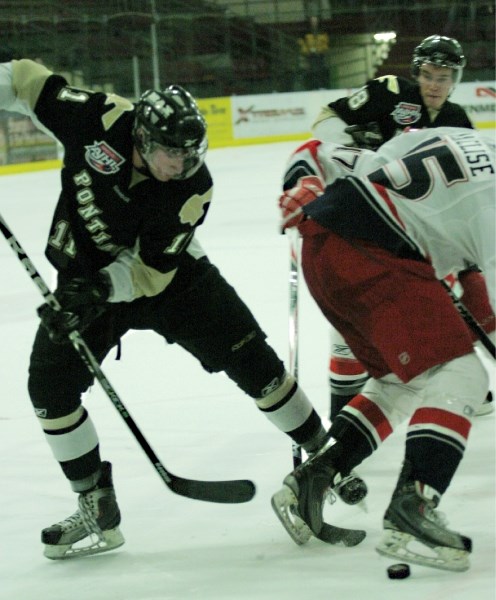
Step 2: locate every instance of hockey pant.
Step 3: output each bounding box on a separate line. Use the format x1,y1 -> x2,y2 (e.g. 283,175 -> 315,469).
328,268 -> 495,420
27,260 -> 324,488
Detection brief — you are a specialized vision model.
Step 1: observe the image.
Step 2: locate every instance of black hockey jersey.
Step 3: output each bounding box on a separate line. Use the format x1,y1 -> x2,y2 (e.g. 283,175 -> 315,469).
328,75 -> 473,143
12,60 -> 213,299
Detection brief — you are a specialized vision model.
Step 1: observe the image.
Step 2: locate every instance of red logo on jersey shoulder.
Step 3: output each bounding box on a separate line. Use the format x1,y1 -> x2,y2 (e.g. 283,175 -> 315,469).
84,141 -> 125,175
390,102 -> 422,125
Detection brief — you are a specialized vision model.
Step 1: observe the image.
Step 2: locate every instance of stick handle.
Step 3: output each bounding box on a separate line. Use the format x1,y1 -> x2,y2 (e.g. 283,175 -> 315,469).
288,228 -> 303,468
0,212 -> 170,481
1,211 -> 256,503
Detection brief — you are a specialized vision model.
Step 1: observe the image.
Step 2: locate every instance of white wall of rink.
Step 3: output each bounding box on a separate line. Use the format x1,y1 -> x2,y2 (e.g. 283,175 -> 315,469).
1,80 -> 494,175
200,81 -> 496,147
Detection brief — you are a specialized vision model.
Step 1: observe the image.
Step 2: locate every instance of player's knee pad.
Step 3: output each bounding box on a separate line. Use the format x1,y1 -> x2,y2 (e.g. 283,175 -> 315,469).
223,336 -> 286,398
404,353 -> 486,494
420,352 -> 488,417
28,365 -> 91,419
358,373 -> 422,429
329,374 -> 422,464
28,327 -> 94,418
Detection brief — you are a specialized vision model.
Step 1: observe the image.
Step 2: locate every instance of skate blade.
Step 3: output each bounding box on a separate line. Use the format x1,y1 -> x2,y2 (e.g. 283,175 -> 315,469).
376,529 -> 470,572
271,485 -> 312,546
44,527 -> 125,560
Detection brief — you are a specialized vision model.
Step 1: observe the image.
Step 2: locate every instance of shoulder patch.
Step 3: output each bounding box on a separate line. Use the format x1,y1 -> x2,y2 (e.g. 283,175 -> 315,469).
84,140 -> 126,175
390,102 -> 422,125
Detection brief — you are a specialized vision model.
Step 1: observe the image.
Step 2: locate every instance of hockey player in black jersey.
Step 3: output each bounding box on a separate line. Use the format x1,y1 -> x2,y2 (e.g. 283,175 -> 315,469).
313,35 -> 472,148
311,35 -> 493,420
0,59 -> 331,559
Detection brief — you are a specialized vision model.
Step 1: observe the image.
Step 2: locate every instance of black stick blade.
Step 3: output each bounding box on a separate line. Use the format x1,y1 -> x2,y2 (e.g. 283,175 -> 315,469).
170,476 -> 256,503
317,523 -> 366,546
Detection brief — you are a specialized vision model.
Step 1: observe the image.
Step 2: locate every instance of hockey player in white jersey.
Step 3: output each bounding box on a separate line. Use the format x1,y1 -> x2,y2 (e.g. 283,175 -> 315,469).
310,35 -> 495,420
288,129 -> 494,416
272,127 -> 495,571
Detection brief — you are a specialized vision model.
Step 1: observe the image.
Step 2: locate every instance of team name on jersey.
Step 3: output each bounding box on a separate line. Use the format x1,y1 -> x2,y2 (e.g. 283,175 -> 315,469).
73,169 -> 124,256
450,131 -> 495,178
84,141 -> 125,175
391,102 -> 422,125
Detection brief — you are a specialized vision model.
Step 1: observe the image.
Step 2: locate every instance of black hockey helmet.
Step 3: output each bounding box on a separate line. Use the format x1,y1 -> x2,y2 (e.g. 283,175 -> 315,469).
411,35 -> 466,85
133,85 -> 207,179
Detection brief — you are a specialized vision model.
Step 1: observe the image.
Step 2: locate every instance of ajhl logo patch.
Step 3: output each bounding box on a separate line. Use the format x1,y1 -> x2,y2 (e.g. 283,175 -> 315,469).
391,102 -> 422,126
85,141 -> 125,175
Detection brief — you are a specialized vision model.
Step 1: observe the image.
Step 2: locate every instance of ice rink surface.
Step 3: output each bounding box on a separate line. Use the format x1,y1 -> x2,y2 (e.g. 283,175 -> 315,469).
0,141 -> 494,600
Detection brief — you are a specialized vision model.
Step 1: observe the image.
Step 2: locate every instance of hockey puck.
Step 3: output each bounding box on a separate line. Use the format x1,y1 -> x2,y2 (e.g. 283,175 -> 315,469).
387,563 -> 410,579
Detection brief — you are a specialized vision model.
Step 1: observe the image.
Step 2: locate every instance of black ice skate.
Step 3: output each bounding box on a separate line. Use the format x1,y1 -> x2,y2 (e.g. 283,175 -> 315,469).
271,442 -> 366,547
42,461 -> 125,559
376,472 -> 472,571
303,430 -> 368,509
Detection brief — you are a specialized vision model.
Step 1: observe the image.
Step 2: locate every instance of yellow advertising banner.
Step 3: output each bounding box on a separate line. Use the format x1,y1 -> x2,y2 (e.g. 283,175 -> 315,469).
196,97 -> 233,149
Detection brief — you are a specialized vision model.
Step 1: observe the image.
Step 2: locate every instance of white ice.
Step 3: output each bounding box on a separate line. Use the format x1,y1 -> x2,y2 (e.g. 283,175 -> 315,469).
0,142 -> 494,600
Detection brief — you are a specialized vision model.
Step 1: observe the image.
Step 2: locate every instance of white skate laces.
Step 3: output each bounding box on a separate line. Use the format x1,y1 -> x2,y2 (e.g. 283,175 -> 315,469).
43,496 -> 125,559
42,462 -> 125,559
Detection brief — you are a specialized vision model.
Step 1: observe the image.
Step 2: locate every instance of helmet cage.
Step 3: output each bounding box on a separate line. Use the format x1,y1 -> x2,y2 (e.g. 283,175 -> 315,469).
133,86 -> 207,180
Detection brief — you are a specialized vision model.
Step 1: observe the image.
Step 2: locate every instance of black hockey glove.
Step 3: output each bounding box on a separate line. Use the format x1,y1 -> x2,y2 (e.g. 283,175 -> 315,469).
344,122 -> 384,150
38,273 -> 110,343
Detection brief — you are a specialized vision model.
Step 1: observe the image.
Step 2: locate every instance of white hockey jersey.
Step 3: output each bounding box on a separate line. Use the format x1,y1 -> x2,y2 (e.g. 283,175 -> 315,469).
283,127 -> 495,310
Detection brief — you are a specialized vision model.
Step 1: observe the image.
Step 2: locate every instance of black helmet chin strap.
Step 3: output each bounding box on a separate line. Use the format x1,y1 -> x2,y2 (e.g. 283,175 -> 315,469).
132,144 -> 153,178
135,163 -> 152,177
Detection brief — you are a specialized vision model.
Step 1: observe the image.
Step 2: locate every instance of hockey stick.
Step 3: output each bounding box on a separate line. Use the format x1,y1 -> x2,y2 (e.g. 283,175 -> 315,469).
274,234 -> 367,546
441,280 -> 496,359
288,228 -> 303,468
0,212 -> 255,504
